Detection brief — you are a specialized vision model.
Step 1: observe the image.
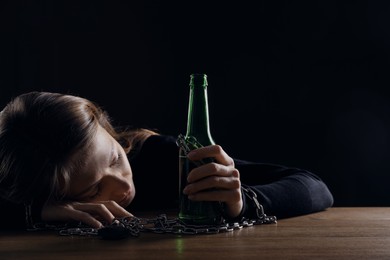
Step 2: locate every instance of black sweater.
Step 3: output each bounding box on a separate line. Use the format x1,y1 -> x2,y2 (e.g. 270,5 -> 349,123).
130,135 -> 333,219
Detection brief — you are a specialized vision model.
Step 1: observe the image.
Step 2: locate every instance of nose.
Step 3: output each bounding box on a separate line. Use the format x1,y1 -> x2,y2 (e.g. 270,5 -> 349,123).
102,173 -> 131,201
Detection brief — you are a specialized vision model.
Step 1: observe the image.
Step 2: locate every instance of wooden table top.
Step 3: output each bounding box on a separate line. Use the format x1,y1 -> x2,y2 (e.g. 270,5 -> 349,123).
1,207 -> 390,259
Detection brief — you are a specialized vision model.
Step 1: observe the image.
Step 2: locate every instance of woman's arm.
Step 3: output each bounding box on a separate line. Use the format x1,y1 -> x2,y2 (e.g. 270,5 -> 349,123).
0,197 -> 132,230
183,147 -> 334,220
236,160 -> 334,219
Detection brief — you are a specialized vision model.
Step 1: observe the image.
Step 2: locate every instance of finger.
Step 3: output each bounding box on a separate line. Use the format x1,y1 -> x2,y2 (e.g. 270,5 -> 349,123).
101,200 -> 133,217
187,163 -> 227,183
73,203 -> 116,224
185,170 -> 240,194
187,163 -> 239,183
68,210 -> 104,229
187,145 -> 234,166
42,203 -> 104,228
187,188 -> 242,205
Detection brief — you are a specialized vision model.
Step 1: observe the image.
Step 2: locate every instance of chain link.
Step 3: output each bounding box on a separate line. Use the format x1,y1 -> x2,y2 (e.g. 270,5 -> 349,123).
241,186 -> 277,225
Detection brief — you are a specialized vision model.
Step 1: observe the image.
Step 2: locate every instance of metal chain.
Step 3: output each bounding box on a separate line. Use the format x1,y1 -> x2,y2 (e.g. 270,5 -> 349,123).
55,213 -> 276,239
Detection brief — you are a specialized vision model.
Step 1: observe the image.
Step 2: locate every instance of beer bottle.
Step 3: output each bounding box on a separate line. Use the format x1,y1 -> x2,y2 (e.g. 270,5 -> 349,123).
178,73 -> 222,225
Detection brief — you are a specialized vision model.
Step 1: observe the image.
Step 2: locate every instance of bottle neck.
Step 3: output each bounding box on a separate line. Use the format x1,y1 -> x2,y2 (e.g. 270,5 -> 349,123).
185,75 -> 214,145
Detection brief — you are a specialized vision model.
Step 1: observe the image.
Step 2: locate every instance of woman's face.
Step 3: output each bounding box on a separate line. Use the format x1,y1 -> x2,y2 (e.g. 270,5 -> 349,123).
66,125 -> 135,208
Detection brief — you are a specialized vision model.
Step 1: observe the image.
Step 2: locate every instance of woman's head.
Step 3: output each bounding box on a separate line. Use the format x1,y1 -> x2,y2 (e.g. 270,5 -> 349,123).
0,92 -> 144,205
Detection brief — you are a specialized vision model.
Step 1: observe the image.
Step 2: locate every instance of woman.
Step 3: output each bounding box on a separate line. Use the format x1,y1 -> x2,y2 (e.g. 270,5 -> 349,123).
0,92 -> 333,230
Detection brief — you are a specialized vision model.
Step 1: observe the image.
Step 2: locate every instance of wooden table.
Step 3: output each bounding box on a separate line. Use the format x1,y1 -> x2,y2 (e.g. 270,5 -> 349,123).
1,207 -> 390,259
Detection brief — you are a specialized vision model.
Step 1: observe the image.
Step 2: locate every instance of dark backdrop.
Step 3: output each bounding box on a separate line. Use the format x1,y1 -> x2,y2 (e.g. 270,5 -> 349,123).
1,1 -> 390,206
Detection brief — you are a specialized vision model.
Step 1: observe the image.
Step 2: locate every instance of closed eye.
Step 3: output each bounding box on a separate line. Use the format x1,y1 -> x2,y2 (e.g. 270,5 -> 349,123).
110,153 -> 122,167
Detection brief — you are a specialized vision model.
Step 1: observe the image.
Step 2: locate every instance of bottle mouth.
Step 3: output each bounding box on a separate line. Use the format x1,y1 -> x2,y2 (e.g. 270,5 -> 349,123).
191,73 -> 207,77
190,74 -> 208,86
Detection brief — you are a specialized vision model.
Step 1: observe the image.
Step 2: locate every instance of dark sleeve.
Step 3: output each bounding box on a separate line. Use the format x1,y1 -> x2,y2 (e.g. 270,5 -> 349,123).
235,159 -> 334,219
128,135 -> 334,219
0,199 -> 44,230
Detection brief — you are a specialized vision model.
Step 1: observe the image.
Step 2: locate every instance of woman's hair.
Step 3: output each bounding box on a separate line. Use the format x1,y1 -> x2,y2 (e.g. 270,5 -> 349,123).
0,92 -> 155,204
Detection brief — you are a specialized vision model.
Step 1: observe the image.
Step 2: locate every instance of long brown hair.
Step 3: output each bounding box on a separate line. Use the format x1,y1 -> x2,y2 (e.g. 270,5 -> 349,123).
0,92 -> 155,204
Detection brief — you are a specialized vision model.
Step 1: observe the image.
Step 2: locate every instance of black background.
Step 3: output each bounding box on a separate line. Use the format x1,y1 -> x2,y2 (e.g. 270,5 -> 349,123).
1,1 -> 390,206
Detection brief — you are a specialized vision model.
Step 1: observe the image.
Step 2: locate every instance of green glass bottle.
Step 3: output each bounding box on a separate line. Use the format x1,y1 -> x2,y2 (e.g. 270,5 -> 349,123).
178,73 -> 222,225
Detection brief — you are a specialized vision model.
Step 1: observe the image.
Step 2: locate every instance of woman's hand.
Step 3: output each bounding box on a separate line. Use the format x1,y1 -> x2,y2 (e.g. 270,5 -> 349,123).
183,145 -> 243,218
41,200 -> 132,228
